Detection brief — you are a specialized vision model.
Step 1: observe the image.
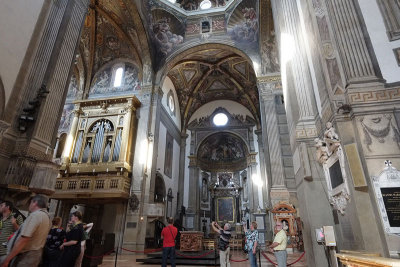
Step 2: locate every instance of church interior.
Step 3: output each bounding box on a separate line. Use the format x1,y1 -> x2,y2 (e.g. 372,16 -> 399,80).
1,0 -> 400,266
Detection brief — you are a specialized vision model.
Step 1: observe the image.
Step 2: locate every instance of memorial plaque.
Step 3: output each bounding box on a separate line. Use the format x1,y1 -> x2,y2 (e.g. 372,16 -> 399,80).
372,161 -> 400,234
380,187 -> 400,227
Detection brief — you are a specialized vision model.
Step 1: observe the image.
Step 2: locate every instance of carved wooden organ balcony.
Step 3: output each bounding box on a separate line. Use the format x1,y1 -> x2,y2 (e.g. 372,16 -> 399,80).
54,96 -> 140,200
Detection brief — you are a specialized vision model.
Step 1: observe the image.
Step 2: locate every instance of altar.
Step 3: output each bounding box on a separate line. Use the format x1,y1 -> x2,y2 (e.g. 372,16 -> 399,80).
180,231 -> 204,251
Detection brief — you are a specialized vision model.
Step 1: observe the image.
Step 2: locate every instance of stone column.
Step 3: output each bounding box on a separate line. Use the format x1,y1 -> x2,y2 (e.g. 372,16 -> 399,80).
177,134 -> 188,214
255,129 -> 269,209
135,86 -> 162,250
258,79 -> 290,206
324,0 -> 380,84
0,0 -> 90,192
119,99 -> 134,162
247,163 -> 260,213
187,155 -> 199,230
271,0 -> 318,122
62,107 -> 81,165
53,137 -> 60,159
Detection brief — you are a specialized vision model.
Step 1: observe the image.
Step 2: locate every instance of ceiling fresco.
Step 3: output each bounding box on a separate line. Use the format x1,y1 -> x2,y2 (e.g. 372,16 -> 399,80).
67,0 -> 269,131
143,0 -> 259,67
76,0 -> 150,96
167,47 -> 260,129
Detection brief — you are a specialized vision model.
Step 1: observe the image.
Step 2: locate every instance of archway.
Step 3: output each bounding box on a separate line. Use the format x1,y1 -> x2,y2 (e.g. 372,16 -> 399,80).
158,43 -> 261,132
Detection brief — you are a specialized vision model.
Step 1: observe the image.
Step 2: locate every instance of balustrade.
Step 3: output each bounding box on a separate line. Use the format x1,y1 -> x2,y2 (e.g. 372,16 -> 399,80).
53,175 -> 130,199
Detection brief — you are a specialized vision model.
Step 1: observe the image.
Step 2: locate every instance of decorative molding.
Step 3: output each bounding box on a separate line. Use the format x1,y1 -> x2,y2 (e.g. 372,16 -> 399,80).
296,126 -> 318,139
394,47 -> 400,66
348,88 -> 400,104
257,75 -> 281,83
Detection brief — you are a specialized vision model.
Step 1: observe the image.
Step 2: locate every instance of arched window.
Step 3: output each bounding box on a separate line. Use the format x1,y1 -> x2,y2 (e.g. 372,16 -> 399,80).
113,67 -> 124,87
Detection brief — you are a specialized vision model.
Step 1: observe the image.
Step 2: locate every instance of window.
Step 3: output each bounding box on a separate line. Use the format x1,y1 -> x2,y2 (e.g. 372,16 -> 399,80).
202,21 -> 210,33
167,90 -> 176,116
200,0 -> 212,9
213,113 -> 228,126
168,95 -> 175,112
113,67 -> 123,87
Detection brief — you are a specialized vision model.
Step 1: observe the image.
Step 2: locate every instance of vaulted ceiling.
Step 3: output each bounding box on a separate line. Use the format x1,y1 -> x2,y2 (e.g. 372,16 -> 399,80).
166,46 -> 260,128
75,0 -> 151,95
72,0 -> 262,130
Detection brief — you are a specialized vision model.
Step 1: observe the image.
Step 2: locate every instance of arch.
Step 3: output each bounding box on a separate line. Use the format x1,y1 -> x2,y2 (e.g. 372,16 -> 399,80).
188,100 -> 255,124
0,76 -> 4,119
156,43 -> 261,130
88,61 -> 141,99
88,119 -> 114,132
89,58 -> 142,89
157,42 -> 257,84
196,131 -> 249,172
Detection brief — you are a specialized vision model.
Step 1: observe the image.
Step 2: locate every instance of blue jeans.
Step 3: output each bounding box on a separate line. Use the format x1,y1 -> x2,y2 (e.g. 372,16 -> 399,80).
162,246 -> 176,267
248,251 -> 258,267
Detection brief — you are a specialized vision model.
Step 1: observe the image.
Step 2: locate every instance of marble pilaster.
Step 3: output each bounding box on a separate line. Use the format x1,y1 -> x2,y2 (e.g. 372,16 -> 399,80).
62,107 -> 81,165
258,79 -> 290,205
119,100 -> 135,162
324,0 -> 380,84
178,134 -> 188,214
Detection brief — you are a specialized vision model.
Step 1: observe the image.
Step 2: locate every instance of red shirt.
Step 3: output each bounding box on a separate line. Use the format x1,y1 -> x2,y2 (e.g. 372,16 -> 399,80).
161,225 -> 178,247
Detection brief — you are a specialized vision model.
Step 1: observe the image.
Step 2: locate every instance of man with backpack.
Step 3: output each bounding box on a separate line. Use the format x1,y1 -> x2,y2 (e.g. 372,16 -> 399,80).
161,217 -> 178,267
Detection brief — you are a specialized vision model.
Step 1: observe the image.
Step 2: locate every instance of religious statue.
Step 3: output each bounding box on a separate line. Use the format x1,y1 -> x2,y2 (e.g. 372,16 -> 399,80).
314,138 -> 329,164
324,122 -> 339,141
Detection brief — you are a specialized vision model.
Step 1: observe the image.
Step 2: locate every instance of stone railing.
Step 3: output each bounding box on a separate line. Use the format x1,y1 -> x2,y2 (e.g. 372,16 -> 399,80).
53,175 -> 130,199
336,251 -> 400,267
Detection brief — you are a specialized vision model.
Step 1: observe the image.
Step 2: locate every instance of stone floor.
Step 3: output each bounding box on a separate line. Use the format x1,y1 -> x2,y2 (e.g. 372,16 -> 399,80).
100,250 -> 307,267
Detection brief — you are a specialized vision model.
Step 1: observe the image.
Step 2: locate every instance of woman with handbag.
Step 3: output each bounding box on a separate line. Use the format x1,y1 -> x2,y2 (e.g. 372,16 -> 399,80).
243,221 -> 259,267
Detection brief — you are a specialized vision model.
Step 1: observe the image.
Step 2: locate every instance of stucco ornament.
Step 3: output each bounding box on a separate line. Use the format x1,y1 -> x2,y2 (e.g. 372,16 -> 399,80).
360,114 -> 400,152
315,122 -> 351,215
128,193 -> 140,212
328,188 -> 350,215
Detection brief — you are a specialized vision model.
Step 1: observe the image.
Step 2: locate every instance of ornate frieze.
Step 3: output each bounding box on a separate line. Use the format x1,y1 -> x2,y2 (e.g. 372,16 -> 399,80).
348,88 -> 400,104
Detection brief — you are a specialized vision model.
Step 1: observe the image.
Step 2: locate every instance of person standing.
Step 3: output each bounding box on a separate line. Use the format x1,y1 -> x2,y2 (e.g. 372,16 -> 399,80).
42,217 -> 66,267
161,217 -> 177,267
0,201 -> 23,263
74,222 -> 93,267
211,221 -> 231,267
244,221 -> 259,267
1,195 -> 51,267
268,221 -> 287,267
59,211 -> 84,267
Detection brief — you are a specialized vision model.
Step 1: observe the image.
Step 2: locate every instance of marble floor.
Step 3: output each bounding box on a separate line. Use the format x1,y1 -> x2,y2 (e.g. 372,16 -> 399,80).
99,250 -> 307,267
